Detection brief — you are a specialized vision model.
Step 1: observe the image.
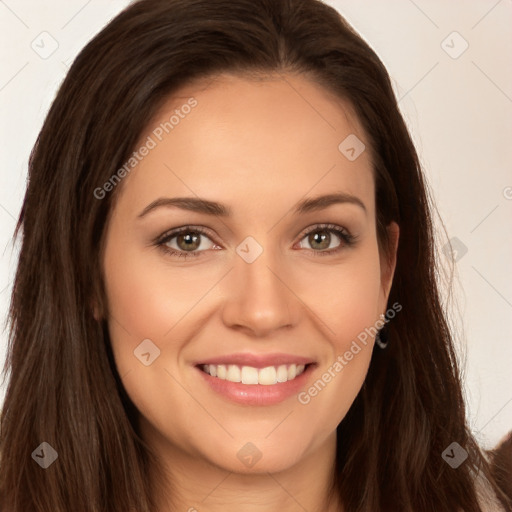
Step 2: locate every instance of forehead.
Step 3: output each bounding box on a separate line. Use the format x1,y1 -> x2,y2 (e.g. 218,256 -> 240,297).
115,73 -> 375,221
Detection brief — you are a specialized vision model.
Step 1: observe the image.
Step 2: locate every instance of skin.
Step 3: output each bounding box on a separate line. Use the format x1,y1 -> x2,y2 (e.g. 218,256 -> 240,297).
101,72 -> 399,512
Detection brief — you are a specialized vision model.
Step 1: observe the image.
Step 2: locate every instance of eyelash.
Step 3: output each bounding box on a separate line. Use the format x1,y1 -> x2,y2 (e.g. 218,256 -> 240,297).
154,223 -> 357,260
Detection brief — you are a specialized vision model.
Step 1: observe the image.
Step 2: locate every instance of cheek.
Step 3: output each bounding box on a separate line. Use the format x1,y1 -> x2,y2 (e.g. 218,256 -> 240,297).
101,231 -> 229,405
294,244 -> 382,426
101,231 -> 177,380
297,245 -> 383,346
101,239 -> 200,438
102,236 -> 209,346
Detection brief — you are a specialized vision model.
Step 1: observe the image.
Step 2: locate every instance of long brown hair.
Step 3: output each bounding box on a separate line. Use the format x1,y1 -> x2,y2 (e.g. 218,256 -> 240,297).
1,0 -> 510,510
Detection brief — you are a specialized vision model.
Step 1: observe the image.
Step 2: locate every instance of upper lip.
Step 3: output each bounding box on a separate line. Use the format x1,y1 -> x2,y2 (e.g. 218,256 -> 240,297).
195,353 -> 315,369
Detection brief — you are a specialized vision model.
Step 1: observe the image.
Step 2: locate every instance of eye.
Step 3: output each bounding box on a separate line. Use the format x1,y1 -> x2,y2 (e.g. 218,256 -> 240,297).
155,226 -> 218,259
296,223 -> 356,256
154,223 -> 357,260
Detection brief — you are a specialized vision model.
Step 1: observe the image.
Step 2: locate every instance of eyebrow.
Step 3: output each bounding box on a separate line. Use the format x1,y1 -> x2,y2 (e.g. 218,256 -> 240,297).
137,192 -> 366,219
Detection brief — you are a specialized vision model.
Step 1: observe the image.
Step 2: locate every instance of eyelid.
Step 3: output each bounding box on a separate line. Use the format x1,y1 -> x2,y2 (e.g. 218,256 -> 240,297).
154,225 -> 219,245
296,222 -> 350,240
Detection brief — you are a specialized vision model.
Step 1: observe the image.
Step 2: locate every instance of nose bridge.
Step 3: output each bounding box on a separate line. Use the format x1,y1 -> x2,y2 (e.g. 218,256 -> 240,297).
221,236 -> 298,335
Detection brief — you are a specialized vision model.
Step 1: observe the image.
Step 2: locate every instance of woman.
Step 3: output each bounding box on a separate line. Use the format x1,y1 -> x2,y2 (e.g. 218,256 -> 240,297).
0,0 -> 510,510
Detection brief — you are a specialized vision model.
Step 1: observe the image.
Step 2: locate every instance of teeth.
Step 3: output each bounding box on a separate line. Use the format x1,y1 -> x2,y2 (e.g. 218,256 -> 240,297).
217,364 -> 226,379
202,363 -> 307,385
241,366 -> 259,384
226,365 -> 241,382
258,366 -> 277,385
277,365 -> 288,382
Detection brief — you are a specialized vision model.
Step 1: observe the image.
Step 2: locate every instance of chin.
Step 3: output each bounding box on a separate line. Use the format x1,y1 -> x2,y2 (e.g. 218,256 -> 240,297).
199,436 -> 313,476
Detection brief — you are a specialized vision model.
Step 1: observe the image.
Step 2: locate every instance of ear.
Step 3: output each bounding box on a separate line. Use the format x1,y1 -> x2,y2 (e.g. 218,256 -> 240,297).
91,298 -> 102,322
379,221 -> 399,306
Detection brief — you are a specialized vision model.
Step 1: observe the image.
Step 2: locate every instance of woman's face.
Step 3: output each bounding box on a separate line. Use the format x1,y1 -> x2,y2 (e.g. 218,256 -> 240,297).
101,73 -> 398,475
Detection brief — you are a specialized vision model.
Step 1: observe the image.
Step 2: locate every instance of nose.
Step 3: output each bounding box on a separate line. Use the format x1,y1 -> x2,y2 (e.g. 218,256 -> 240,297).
220,246 -> 299,338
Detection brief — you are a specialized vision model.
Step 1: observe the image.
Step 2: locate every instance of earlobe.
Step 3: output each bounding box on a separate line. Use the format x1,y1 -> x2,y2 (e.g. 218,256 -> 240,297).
91,299 -> 102,321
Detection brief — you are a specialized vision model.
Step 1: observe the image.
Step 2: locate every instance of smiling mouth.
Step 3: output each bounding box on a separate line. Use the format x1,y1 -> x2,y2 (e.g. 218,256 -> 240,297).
199,363 -> 309,385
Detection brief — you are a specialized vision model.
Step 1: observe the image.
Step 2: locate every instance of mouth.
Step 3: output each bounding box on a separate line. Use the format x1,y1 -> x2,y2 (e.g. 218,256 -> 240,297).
194,354 -> 316,406
198,363 -> 309,385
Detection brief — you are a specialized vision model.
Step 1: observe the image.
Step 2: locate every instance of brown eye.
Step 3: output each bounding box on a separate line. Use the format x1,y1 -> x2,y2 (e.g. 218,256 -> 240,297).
157,226 -> 217,258
176,231 -> 202,251
296,224 -> 356,256
307,229 -> 333,251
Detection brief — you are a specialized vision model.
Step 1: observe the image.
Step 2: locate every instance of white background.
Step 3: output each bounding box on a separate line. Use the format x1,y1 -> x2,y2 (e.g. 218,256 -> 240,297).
0,0 -> 511,449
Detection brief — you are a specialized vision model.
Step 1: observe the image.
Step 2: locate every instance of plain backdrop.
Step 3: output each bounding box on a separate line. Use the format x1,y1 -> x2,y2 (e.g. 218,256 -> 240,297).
0,0 -> 511,450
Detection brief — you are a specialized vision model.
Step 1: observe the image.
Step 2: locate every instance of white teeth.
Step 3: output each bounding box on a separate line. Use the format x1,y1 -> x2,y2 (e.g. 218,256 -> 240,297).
217,364 -> 226,379
202,363 -> 307,385
258,366 -> 277,385
226,365 -> 241,382
276,365 -> 288,382
241,366 -> 259,384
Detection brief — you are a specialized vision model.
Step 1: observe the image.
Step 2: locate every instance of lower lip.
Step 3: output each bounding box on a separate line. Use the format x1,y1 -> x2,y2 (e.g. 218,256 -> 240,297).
196,365 -> 315,406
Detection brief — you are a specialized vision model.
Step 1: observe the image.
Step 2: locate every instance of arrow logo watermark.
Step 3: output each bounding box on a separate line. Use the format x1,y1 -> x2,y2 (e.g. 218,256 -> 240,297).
442,441 -> 468,468
338,134 -> 366,162
443,236 -> 468,263
30,31 -> 59,60
31,442 -> 58,469
134,338 -> 161,366
441,31 -> 469,59
237,442 -> 263,468
236,236 -> 263,263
